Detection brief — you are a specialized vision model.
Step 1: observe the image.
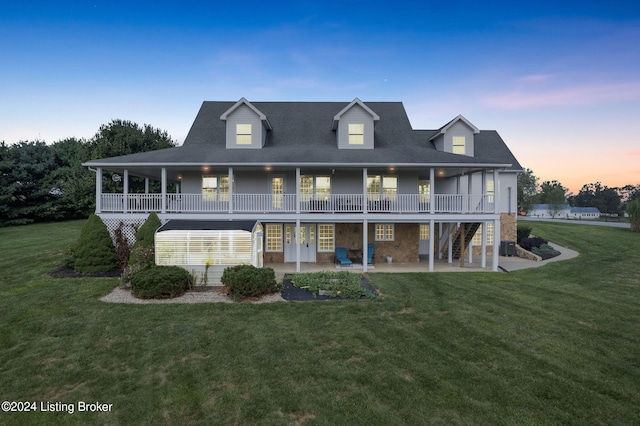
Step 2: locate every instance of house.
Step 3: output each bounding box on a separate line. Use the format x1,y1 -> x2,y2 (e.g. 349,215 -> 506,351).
527,204 -> 601,219
83,98 -> 522,282
527,204 -> 572,218
569,207 -> 601,219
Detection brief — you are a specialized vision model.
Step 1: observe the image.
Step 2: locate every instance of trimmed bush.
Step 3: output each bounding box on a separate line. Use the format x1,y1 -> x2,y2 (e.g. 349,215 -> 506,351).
517,224 -> 533,244
72,214 -> 119,273
532,243 -> 561,260
519,236 -> 548,251
130,265 -> 193,299
221,265 -> 279,300
129,212 -> 161,265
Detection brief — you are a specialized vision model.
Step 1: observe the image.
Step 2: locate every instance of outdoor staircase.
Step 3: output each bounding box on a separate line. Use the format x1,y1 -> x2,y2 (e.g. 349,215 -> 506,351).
445,222 -> 481,259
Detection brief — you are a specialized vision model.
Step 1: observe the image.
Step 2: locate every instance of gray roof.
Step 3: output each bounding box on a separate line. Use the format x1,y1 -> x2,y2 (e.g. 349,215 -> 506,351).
157,220 -> 258,232
84,101 -> 522,171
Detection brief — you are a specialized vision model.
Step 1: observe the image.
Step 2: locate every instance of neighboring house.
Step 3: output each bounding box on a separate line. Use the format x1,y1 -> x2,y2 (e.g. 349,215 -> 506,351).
527,204 -> 601,219
527,204 -> 572,218
569,207 -> 601,219
84,98 -> 522,281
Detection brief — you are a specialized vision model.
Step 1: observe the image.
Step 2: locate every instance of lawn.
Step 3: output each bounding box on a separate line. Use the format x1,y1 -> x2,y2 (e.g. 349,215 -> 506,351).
0,220 -> 639,425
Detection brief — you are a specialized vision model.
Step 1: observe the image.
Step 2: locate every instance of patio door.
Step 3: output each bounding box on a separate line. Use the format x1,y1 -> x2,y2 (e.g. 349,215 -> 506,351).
419,224 -> 430,255
284,223 -> 316,262
271,176 -> 284,209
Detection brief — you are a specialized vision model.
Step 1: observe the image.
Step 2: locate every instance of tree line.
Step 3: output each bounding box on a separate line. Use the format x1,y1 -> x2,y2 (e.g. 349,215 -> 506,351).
517,168 -> 640,216
0,120 -> 176,227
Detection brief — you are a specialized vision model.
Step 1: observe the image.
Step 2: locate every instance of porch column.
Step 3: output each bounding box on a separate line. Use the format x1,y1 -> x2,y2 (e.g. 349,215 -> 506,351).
362,219 -> 368,273
362,168 -> 368,214
448,225 -> 453,264
95,167 -> 102,213
429,168 -> 435,214
123,169 -> 129,213
228,167 -> 234,214
145,177 -> 149,194
468,239 -> 473,264
481,221 -> 487,268
295,219 -> 301,273
428,219 -> 435,272
459,223 -> 465,267
493,169 -> 500,214
295,167 -> 300,214
492,218 -> 500,271
161,167 -> 167,213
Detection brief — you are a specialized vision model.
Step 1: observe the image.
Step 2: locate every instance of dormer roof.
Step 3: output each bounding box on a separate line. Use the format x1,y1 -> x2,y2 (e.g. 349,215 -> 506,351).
331,98 -> 380,130
220,97 -> 273,130
429,114 -> 479,141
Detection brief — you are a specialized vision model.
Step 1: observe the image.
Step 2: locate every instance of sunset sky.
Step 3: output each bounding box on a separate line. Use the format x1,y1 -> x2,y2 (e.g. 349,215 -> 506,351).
1,1 -> 639,194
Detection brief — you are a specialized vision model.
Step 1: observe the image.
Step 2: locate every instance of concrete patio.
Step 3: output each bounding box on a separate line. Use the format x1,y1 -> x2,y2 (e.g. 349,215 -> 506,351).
268,241 -> 578,276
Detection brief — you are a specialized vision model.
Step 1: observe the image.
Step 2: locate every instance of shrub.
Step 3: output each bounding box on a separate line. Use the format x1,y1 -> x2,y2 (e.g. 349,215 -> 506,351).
72,214 -> 119,273
519,236 -> 548,251
289,270 -> 375,299
221,264 -> 279,300
627,198 -> 640,232
130,265 -> 193,299
517,224 -> 533,244
531,243 -> 561,260
129,212 -> 161,265
113,221 -> 133,268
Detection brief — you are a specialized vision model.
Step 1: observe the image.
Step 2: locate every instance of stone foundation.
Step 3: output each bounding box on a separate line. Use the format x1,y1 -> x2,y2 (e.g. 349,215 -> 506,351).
335,223 -> 419,263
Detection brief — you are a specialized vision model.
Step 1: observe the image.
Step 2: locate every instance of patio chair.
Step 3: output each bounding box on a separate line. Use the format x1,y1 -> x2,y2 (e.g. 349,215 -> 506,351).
367,243 -> 374,265
335,247 -> 352,267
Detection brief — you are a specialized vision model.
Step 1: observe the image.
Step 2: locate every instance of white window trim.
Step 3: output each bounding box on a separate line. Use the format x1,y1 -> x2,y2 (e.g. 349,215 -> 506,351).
317,224 -> 335,252
348,123 -> 364,145
265,224 -> 283,252
375,224 -> 394,241
236,123 -> 252,145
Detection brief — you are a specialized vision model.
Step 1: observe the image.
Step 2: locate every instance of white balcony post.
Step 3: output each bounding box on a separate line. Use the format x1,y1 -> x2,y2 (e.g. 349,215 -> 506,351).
481,221 -> 487,268
295,219 -> 301,273
123,169 -> 129,213
429,168 -> 435,214
145,177 -> 149,194
493,169 -> 500,214
428,219 -> 435,272
95,167 -> 102,213
362,219 -> 368,272
295,167 -> 300,214
228,167 -> 234,214
161,168 -> 167,213
492,218 -> 500,271
448,225 -> 453,264
362,168 -> 368,214
468,239 -> 473,264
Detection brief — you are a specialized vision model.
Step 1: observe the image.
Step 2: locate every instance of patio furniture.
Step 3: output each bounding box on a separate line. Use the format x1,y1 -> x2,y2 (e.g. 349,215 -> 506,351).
367,243 -> 374,265
335,247 -> 352,267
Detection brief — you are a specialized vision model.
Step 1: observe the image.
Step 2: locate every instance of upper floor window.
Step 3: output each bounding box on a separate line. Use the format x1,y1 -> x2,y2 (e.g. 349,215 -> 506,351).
348,123 -> 364,145
452,136 -> 466,154
367,175 -> 397,200
202,175 -> 229,201
300,175 -> 331,201
236,124 -> 252,145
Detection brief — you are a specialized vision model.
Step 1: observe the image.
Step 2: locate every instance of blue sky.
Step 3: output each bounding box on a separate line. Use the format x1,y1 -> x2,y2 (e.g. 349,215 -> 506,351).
1,0 -> 639,193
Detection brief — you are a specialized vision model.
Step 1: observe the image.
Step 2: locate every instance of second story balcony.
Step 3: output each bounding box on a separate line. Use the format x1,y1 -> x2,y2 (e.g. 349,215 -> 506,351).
100,193 -> 496,215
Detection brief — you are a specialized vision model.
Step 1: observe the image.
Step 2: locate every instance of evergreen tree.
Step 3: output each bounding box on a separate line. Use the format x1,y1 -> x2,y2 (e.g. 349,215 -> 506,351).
73,214 -> 119,273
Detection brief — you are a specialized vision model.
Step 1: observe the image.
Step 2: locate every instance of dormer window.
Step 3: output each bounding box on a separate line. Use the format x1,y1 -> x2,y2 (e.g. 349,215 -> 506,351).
452,136 -> 466,154
236,124 -> 252,145
348,124 -> 364,145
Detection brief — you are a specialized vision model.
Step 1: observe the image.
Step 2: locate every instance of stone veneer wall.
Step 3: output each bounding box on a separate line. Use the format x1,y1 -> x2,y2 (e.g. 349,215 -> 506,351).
335,223 -> 419,263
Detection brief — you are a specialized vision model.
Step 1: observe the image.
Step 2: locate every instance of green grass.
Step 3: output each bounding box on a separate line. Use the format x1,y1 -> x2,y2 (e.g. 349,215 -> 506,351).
0,220 -> 639,425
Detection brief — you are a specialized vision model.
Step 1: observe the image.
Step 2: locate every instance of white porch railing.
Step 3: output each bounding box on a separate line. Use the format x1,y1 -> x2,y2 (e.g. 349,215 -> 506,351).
100,193 -> 495,214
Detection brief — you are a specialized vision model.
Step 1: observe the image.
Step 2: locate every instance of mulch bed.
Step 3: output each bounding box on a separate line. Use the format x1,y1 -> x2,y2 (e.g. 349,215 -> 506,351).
280,274 -> 378,301
49,265 -> 122,278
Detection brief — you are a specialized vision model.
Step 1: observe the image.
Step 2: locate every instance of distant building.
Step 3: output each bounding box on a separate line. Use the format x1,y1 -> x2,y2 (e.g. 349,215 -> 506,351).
527,204 -> 600,219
